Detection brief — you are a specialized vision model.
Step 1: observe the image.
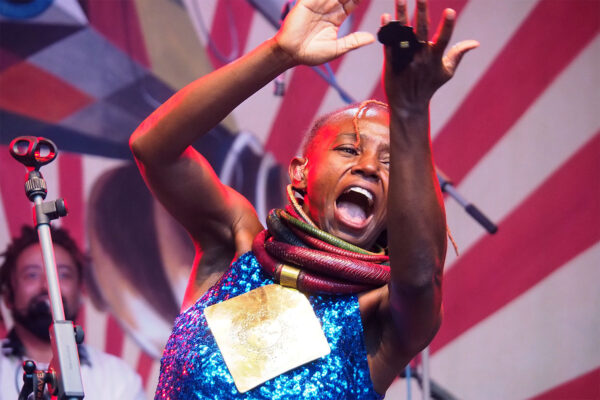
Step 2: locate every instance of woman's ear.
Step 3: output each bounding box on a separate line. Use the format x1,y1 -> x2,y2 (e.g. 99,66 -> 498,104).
288,157 -> 308,190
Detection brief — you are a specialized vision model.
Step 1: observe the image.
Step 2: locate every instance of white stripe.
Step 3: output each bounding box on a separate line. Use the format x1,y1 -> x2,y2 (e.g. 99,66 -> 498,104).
54,0 -> 88,25
0,299 -> 14,331
233,14 -> 282,144
384,376 -> 413,400
42,161 -> 60,217
121,331 -> 142,374
183,0 -> 220,48
82,155 -> 126,218
430,243 -> 600,400
145,360 -> 162,398
287,0 -> 539,156
219,131 -> 264,186
116,293 -> 173,360
53,154 -> 76,230
444,35 -> 600,269
0,158 -> 59,230
82,296 -> 109,351
242,8 -> 276,59
315,1 -> 390,115
0,186 -> 9,254
259,1 -> 391,155
430,0 -> 541,138
0,0 -> 86,25
255,152 -> 277,225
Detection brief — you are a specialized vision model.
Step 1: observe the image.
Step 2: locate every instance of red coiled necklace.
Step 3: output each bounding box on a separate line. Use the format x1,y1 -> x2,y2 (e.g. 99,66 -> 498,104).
251,186 -> 390,294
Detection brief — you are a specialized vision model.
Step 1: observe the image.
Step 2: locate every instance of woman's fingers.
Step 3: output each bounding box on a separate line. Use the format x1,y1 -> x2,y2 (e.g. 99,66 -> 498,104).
381,12 -> 392,26
415,0 -> 429,41
396,0 -> 408,25
338,31 -> 376,55
443,39 -> 479,74
431,8 -> 456,57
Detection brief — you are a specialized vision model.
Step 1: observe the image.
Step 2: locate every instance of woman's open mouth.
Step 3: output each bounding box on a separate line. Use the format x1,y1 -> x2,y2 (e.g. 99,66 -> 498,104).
334,186 -> 375,229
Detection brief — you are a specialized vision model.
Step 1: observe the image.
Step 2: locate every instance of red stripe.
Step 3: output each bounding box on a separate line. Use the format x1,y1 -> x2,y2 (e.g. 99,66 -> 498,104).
265,63 -> 343,163
88,0 -> 150,67
0,63 -> 93,123
207,0 -> 255,69
0,146 -> 34,236
264,0 -> 373,164
58,152 -> 85,254
432,0 -> 599,184
136,351 -> 155,386
0,321 -> 6,338
431,132 -> 600,353
104,314 -> 125,357
530,367 -> 600,400
368,0 -> 468,102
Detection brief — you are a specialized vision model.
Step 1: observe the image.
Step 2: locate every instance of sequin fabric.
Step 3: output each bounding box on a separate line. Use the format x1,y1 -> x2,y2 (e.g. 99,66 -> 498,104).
155,252 -> 384,400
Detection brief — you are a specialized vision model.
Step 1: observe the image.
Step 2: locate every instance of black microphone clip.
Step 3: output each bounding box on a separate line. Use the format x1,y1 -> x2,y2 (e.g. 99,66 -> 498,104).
377,22 -> 425,73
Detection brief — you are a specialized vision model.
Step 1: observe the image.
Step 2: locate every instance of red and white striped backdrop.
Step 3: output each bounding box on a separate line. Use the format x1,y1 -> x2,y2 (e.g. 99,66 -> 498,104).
0,1 -> 598,398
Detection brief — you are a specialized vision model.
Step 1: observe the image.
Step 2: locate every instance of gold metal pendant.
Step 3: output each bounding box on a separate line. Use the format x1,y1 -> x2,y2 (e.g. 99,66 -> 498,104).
204,284 -> 330,393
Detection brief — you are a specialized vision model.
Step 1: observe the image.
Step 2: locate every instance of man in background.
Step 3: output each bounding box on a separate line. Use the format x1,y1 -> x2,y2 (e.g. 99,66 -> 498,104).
0,225 -> 146,400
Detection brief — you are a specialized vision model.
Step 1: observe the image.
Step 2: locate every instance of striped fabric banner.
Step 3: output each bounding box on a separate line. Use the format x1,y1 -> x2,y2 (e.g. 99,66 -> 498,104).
0,1 -> 598,398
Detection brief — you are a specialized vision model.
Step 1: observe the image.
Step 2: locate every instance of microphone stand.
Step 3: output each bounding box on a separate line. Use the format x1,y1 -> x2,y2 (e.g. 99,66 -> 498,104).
436,168 -> 498,234
409,170 -> 497,400
400,364 -> 460,400
9,136 -> 85,400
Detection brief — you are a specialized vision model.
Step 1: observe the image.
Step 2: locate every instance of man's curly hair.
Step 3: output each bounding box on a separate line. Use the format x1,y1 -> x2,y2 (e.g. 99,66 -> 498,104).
0,225 -> 88,303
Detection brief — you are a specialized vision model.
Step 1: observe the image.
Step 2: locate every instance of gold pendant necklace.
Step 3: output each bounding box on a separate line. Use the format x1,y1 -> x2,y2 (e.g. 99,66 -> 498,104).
204,284 -> 330,393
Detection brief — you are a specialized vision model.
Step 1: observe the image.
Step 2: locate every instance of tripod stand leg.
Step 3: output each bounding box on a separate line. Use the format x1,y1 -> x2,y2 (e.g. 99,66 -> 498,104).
422,346 -> 430,399
18,360 -> 49,400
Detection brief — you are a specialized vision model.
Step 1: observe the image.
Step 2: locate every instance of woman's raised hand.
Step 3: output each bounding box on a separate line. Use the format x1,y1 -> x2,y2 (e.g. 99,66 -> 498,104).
382,0 -> 479,113
275,0 -> 375,66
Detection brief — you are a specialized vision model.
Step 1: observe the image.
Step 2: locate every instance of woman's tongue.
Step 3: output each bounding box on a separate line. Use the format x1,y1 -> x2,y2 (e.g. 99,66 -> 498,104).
337,200 -> 367,226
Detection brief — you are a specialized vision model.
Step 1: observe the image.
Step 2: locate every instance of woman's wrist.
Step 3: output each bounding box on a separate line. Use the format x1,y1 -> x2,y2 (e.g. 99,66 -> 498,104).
389,101 -> 430,122
268,36 -> 299,70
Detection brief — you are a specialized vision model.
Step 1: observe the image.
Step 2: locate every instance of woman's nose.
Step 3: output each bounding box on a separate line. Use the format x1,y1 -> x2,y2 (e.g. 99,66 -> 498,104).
351,153 -> 380,181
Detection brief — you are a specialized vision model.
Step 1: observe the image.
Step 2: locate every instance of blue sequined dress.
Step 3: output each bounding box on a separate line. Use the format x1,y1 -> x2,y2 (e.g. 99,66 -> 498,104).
155,252 -> 384,399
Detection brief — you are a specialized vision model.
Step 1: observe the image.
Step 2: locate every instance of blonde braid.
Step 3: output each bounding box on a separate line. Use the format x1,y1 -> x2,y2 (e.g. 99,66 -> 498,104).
352,100 -> 389,145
